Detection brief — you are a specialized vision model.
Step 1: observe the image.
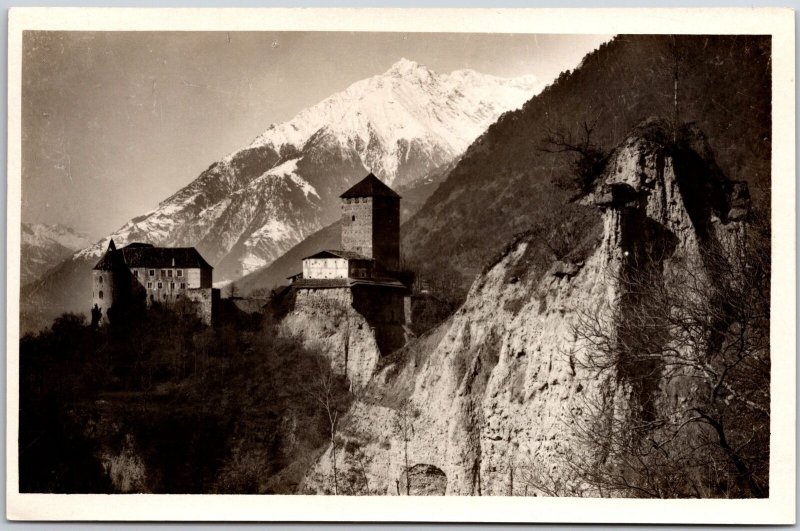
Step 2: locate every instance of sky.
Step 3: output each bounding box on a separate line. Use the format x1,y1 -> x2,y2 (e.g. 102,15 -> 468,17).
22,32 -> 612,239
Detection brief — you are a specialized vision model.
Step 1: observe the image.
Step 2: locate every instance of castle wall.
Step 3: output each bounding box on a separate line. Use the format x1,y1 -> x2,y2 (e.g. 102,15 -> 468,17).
94,264 -> 215,326
286,287 -> 380,389
294,286 -> 354,310
180,288 -> 218,326
348,259 -> 373,279
293,285 -> 407,357
186,268 -> 201,288
351,285 -> 407,354
341,197 -> 374,258
303,257 -> 349,279
371,197 -> 400,272
135,267 -> 207,304
91,270 -> 115,324
200,268 -> 212,288
92,267 -> 144,325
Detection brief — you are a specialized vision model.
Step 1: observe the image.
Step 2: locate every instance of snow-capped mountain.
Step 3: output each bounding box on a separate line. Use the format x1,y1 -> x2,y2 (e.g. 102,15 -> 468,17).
20,223 -> 91,284
247,58 -> 542,187
71,59 -> 542,281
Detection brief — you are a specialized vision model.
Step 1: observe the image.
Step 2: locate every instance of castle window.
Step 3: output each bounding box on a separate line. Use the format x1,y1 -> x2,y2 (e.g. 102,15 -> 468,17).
170,282 -> 175,289
176,270 -> 183,277
149,269 -> 155,277
98,290 -> 104,299
161,270 -> 166,278
133,270 -> 139,278
167,270 -> 173,278
157,282 -> 163,289
147,282 -> 152,289
98,276 -> 103,284
180,282 -> 186,289
352,215 -> 356,222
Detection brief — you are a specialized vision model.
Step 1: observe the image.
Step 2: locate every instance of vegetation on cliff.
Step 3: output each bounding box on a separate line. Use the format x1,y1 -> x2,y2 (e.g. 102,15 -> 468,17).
19,307 -> 351,493
403,35 -> 771,307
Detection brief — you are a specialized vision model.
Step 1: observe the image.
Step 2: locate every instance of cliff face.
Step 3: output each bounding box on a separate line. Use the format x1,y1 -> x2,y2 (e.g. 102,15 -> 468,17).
281,289 -> 382,390
301,122 -> 752,496
400,35 -> 770,303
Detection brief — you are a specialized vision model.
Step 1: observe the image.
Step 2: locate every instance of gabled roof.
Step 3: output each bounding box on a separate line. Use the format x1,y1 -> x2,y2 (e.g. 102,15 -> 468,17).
302,249 -> 372,261
340,173 -> 401,199
93,247 -> 126,271
93,242 -> 213,270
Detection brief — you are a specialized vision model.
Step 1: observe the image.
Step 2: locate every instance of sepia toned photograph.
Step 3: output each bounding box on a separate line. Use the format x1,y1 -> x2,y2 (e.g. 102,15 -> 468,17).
6,7 -> 795,524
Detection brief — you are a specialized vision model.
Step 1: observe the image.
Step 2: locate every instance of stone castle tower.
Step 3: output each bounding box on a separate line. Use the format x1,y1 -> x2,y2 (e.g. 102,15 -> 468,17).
92,240 -> 124,322
91,239 -> 128,323
340,172 -> 400,272
292,173 -> 411,370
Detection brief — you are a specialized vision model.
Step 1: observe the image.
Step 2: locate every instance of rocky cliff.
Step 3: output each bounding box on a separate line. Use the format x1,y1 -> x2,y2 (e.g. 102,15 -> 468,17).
300,120 -> 756,496
281,289 -> 382,390
400,35 -> 770,303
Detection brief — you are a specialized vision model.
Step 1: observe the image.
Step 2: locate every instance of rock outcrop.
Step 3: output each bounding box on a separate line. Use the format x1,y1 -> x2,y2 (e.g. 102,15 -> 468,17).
300,120 -> 753,496
281,289 -> 382,390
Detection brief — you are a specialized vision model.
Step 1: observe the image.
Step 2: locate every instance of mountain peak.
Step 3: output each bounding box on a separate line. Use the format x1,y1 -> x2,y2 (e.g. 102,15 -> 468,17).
72,61 -> 544,281
386,58 -> 428,76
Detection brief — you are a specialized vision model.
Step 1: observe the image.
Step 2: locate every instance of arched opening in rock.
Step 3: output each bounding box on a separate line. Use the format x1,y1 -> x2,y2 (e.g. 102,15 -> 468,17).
399,463 -> 447,496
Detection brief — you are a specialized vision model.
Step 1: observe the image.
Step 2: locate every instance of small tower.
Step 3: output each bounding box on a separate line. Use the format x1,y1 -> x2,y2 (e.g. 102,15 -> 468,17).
92,239 -> 124,325
340,173 -> 401,272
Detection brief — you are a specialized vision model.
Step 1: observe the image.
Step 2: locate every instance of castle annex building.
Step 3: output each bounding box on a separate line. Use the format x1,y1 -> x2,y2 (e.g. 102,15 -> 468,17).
92,240 -> 219,325
291,173 -> 410,354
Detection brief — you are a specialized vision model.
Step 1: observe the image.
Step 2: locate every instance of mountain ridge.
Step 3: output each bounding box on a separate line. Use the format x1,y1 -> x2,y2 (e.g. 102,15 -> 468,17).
73,59 -> 542,278
20,223 -> 91,286
22,60 -> 542,331
400,35 -> 771,304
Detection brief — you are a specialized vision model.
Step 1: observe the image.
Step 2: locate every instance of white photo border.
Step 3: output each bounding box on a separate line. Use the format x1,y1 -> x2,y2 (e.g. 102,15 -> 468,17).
6,7 -> 795,523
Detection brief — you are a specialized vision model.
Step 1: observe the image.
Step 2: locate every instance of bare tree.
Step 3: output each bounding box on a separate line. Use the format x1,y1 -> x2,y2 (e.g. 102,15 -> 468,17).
540,119 -> 609,195
669,36 -> 685,142
302,359 -> 346,495
394,399 -> 417,495
351,446 -> 372,495
569,219 -> 770,498
515,452 -> 581,497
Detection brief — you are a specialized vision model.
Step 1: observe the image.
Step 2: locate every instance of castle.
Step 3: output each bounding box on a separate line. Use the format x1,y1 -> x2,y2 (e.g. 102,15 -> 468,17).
290,173 -> 411,354
92,240 -> 219,325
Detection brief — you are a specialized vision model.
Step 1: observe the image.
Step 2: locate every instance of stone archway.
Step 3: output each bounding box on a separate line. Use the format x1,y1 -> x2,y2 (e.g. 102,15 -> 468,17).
399,464 -> 447,496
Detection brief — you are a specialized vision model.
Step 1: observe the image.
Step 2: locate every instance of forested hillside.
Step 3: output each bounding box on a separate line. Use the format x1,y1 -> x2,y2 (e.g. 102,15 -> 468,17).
402,35 -> 771,302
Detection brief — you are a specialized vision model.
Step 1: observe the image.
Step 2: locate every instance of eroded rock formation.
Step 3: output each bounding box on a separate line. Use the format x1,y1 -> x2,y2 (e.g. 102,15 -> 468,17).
300,120 -> 754,496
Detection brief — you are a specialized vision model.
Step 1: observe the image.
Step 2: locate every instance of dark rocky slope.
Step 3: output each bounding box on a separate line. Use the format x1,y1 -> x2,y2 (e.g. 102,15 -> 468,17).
402,35 -> 771,303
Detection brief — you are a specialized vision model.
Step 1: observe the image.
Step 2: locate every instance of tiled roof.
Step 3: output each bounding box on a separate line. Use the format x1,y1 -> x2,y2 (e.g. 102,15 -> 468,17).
340,173 -> 401,199
292,278 -> 350,289
292,276 -> 408,291
93,242 -> 213,271
302,249 -> 372,261
92,248 -> 126,271
350,277 -> 408,290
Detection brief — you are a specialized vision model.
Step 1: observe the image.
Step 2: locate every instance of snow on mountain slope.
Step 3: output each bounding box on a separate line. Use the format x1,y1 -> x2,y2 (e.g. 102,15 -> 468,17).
20,223 -> 91,285
62,59 -> 542,286
248,59 -> 542,184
